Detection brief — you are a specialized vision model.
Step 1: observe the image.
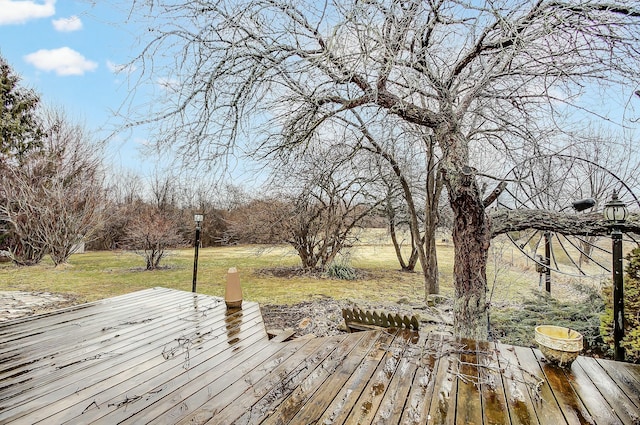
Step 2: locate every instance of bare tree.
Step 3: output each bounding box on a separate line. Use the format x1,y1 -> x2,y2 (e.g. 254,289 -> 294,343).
353,118 -> 444,294
121,173 -> 187,269
124,0 -> 640,339
0,110 -> 105,266
91,171 -> 144,250
275,147 -> 383,270
226,198 -> 291,245
124,201 -> 185,270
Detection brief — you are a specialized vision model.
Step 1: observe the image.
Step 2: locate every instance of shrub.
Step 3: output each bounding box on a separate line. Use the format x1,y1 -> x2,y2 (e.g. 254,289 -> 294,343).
601,247 -> 640,363
491,285 -> 606,356
326,262 -> 358,280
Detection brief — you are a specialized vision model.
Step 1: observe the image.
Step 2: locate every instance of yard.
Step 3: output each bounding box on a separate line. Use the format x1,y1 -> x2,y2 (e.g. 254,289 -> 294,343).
0,235 -> 599,306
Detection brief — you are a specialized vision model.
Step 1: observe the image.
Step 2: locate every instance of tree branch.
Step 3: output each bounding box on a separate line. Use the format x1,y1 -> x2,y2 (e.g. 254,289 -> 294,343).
490,210 -> 640,238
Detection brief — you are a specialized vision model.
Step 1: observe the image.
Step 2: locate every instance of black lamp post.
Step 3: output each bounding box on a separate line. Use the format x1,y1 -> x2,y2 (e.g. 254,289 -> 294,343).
192,213 -> 204,293
603,191 -> 628,361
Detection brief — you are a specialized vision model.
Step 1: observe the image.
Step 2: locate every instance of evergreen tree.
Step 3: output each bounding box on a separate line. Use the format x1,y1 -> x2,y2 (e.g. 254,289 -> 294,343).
0,55 -> 43,161
601,247 -> 640,363
0,55 -> 43,258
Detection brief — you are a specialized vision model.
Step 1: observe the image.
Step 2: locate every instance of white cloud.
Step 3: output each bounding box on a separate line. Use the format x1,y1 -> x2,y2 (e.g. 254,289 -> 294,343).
0,0 -> 55,25
52,15 -> 82,32
107,60 -> 136,74
24,47 -> 98,76
157,77 -> 180,92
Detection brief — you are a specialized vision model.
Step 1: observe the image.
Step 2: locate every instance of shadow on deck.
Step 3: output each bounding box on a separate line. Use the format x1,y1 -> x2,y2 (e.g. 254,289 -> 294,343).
0,288 -> 638,424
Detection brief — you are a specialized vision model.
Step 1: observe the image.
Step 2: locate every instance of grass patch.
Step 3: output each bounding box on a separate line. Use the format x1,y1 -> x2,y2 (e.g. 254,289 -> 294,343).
0,239 -> 592,311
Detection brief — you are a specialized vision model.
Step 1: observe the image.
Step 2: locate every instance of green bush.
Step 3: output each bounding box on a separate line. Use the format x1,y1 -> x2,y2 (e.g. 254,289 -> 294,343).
491,285 -> 605,355
601,247 -> 640,363
326,262 -> 358,280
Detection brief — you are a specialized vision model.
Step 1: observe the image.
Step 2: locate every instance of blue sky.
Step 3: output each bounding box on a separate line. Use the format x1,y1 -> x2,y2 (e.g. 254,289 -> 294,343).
0,1 -> 147,172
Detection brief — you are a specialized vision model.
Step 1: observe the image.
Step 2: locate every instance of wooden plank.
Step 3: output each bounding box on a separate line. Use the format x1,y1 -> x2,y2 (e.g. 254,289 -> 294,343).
371,331 -> 421,424
0,288 -> 173,336
495,344 -> 541,425
270,329 -> 296,343
0,293 -> 229,384
53,305 -> 266,424
454,338 -> 483,425
0,288 -> 180,348
513,346 -> 568,425
0,295 -> 239,406
399,332 -> 444,424
477,340 -> 511,425
314,330 -> 397,424
140,333 -> 307,425
572,356 -> 639,425
0,303 -> 96,338
0,289 -> 198,372
596,358 -> 640,409
1,302 -> 266,424
285,331 -> 383,424
221,334 -> 351,424
343,330 -> 417,424
260,331 -> 369,424
107,333 -> 285,424
530,347 -> 594,424
425,335 -> 460,424
176,335 -> 344,424
0,294 -> 180,370
0,294 -> 209,404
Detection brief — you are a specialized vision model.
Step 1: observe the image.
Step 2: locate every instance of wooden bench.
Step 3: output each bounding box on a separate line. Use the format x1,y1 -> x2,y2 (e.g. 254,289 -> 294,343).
342,307 -> 420,333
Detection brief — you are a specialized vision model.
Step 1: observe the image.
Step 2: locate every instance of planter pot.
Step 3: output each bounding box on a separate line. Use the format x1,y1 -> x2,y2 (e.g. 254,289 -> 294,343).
534,325 -> 583,367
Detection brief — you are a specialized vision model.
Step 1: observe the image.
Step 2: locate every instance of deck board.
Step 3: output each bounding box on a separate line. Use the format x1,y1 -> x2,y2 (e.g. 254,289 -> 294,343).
495,344 -> 541,425
565,358 -> 627,425
60,310 -> 267,424
315,330 -> 397,424
531,348 -> 594,425
1,299 -> 231,402
426,336 -> 460,424
454,338 -> 483,425
477,341 -> 511,425
371,331 -> 422,423
575,357 -> 640,424
285,331 -> 380,424
398,332 -> 443,424
0,288 -> 639,425
514,345 -> 568,424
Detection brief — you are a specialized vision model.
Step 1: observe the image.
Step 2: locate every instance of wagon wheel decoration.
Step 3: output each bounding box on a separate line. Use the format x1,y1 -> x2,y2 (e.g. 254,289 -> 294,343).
495,154 -> 639,280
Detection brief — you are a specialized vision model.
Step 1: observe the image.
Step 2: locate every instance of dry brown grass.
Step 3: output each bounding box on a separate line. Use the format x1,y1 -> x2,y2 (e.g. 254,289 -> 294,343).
0,232 -> 604,307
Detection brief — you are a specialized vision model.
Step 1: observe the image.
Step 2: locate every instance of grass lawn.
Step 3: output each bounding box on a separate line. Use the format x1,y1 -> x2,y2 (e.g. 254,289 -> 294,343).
0,238 -> 600,306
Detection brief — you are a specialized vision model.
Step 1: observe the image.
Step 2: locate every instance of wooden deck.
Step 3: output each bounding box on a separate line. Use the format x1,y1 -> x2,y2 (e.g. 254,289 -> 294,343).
0,288 -> 638,424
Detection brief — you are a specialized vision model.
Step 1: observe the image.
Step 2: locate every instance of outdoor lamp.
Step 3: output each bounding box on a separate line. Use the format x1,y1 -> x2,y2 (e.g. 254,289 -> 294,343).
603,191 -> 629,224
192,212 -> 204,293
604,191 -> 627,362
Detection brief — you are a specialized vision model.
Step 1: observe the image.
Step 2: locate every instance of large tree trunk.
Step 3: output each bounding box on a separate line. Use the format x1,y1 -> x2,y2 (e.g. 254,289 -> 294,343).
440,125 -> 491,340
448,166 -> 491,340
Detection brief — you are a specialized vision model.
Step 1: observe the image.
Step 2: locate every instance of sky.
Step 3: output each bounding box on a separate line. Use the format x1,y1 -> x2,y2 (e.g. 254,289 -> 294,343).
0,1 -> 148,172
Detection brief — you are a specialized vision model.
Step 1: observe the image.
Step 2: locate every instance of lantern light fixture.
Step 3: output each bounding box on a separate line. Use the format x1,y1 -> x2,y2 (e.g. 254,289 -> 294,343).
603,191 -> 629,225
